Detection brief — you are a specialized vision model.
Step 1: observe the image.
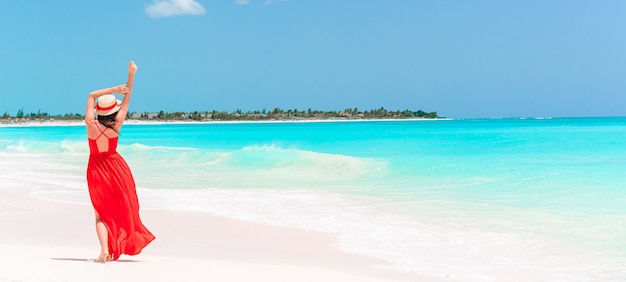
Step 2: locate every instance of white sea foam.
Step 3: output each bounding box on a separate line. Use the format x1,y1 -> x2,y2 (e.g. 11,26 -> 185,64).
9,144 -> 618,280
12,151 -> 622,281
134,187 -> 622,281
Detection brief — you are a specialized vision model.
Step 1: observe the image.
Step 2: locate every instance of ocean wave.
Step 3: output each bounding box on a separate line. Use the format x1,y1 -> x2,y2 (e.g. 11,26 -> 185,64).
0,139 -> 87,154
230,144 -> 389,180
1,139 -> 387,184
114,143 -> 391,190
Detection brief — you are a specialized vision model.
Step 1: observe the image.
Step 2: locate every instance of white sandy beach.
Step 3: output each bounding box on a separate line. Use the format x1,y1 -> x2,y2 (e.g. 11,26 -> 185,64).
0,177 -> 446,282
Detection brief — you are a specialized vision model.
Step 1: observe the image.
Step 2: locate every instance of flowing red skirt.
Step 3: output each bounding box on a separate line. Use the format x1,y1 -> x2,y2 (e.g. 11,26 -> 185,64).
87,152 -> 155,260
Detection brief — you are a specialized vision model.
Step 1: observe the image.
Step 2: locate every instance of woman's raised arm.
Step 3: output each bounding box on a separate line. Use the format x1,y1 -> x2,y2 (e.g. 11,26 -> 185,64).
115,61 -> 137,125
85,84 -> 129,124
85,61 -> 136,125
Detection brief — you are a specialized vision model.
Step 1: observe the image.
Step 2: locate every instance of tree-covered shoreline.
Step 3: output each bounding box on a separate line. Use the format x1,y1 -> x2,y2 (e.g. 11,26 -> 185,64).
1,107 -> 439,123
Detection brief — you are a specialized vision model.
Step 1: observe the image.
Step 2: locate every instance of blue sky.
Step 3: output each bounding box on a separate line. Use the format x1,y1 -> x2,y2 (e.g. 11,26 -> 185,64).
0,0 -> 624,118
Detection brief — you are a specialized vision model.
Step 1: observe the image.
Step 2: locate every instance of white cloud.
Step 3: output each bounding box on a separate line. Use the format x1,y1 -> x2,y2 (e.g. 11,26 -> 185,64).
146,0 -> 206,18
234,0 -> 249,5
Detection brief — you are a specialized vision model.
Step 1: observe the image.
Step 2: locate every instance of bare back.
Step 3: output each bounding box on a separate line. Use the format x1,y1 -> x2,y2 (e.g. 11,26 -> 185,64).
86,120 -> 120,153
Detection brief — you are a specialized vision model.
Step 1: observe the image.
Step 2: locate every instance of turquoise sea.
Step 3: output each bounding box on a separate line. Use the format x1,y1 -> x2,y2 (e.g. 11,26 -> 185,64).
1,118 -> 625,280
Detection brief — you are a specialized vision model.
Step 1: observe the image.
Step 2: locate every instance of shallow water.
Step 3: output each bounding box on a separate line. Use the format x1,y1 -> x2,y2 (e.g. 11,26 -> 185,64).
2,118 -> 625,280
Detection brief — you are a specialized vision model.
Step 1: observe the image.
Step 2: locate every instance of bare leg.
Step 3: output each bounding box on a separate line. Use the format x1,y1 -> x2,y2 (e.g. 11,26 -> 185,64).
94,210 -> 111,262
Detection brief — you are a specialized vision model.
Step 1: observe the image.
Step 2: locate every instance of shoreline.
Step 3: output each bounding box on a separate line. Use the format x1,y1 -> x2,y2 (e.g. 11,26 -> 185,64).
3,116 -> 624,128
0,180 -> 445,282
0,117 -> 451,127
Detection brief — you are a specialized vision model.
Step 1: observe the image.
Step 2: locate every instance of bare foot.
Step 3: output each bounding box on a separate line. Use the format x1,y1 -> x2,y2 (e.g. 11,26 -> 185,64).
94,252 -> 111,263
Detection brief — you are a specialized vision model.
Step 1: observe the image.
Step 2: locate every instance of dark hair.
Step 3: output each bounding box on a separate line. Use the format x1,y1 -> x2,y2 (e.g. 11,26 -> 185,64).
97,111 -> 119,133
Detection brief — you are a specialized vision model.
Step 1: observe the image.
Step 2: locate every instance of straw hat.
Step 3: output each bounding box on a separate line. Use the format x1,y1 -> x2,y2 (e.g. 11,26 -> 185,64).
96,94 -> 122,116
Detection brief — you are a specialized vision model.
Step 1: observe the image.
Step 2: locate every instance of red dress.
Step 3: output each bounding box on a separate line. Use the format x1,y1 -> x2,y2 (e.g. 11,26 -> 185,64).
87,125 -> 155,260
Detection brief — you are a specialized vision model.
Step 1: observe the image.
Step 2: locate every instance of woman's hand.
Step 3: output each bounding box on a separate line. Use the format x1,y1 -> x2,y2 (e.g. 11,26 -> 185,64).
128,61 -> 138,75
113,84 -> 132,95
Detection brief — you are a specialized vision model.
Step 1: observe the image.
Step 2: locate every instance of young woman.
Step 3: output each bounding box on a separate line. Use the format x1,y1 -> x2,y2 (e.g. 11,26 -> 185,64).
85,61 -> 154,262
